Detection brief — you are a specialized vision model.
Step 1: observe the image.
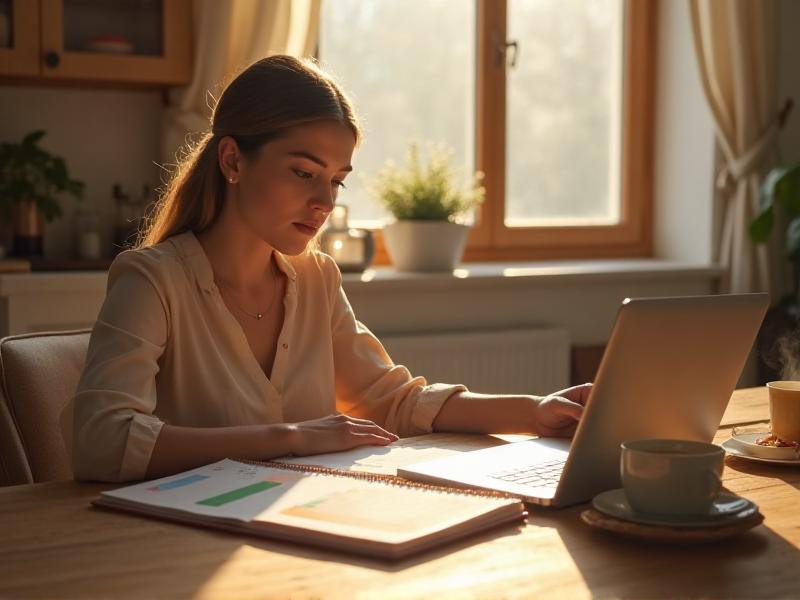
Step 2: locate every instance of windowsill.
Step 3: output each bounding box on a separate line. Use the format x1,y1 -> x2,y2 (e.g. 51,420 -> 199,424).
342,258 -> 723,291
0,258 -> 722,296
341,258 -> 722,344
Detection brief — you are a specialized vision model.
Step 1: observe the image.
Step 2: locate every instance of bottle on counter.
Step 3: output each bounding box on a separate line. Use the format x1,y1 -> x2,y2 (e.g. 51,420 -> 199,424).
73,209 -> 103,260
112,183 -> 151,254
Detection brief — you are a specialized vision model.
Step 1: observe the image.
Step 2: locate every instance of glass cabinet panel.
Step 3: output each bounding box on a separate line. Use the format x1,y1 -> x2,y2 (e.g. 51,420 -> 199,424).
0,0 -> 12,49
62,0 -> 163,56
1,0 -> 190,85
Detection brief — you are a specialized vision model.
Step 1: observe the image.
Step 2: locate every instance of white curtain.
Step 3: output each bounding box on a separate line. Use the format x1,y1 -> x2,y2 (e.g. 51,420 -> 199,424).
162,0 -> 321,162
688,0 -> 780,294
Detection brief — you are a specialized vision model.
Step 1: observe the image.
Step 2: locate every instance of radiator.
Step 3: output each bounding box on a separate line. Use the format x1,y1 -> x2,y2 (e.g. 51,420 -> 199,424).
380,327 -> 571,395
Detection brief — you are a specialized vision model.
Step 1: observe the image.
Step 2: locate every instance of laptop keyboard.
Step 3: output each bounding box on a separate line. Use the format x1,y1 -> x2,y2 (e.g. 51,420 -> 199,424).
488,458 -> 566,488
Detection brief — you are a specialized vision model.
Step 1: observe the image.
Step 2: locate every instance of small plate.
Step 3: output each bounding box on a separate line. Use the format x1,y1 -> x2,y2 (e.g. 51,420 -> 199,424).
721,438 -> 800,465
728,429 -> 800,460
592,489 -> 757,528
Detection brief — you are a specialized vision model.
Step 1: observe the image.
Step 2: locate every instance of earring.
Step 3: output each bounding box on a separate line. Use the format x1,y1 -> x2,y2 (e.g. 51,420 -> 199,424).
228,177 -> 236,184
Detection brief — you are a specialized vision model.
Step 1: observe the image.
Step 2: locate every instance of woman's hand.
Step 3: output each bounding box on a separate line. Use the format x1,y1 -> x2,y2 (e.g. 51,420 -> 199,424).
432,384 -> 593,437
531,383 -> 593,437
285,413 -> 399,456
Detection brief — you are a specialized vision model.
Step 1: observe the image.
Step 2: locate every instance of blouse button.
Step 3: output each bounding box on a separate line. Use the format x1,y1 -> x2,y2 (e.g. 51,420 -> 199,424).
282,343 -> 289,350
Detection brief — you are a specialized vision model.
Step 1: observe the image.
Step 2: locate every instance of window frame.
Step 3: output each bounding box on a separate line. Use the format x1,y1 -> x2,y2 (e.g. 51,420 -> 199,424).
363,0 -> 656,265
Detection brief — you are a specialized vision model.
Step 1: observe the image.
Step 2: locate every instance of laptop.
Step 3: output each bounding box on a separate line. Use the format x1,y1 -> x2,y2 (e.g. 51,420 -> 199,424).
397,293 -> 769,507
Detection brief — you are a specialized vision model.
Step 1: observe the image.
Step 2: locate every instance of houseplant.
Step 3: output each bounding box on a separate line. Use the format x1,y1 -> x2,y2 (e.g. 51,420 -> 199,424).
0,130 -> 84,257
370,142 -> 484,271
749,162 -> 800,381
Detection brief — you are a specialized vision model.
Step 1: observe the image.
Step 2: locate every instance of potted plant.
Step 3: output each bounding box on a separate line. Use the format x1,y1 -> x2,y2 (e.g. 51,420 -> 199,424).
370,142 -> 484,271
749,162 -> 800,382
0,130 -> 84,257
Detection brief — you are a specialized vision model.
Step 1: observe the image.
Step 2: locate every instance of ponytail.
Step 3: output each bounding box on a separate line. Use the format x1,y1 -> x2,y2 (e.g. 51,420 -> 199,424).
138,134 -> 224,248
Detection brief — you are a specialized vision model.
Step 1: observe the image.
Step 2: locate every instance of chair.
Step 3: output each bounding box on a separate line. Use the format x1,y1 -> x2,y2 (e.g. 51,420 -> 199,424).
0,330 -> 90,486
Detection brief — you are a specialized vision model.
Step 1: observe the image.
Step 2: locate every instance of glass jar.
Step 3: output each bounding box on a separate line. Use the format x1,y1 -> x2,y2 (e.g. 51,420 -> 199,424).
319,205 -> 375,272
74,209 -> 103,260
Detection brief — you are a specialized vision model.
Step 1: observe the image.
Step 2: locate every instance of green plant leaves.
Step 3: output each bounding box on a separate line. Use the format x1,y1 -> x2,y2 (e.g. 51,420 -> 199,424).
786,216 -> 800,261
369,142 -> 485,222
0,130 -> 83,223
751,164 -> 800,244
759,164 -> 800,213
22,130 -> 46,147
749,206 -> 774,243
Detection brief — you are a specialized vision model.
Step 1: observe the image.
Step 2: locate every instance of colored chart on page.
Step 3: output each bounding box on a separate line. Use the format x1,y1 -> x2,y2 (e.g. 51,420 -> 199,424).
197,480 -> 284,507
281,486 -> 476,533
147,474 -> 209,492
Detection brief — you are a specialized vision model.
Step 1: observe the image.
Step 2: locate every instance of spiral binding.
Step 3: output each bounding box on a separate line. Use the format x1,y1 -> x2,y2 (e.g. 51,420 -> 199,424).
235,458 -> 523,502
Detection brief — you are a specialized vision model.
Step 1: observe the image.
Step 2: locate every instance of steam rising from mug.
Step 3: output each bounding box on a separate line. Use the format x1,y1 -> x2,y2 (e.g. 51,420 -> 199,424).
777,331 -> 800,380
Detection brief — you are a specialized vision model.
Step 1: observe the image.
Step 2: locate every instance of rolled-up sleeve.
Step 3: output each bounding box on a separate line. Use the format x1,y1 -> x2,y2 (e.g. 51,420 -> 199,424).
60,251 -> 169,482
327,260 -> 466,436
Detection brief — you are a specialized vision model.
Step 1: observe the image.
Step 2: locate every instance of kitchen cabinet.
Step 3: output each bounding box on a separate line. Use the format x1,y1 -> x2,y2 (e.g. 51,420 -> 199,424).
0,0 -> 191,86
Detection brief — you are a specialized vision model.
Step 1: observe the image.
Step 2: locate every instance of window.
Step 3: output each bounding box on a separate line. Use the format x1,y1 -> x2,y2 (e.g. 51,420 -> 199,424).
319,0 -> 475,225
506,0 -> 622,227
319,0 -> 655,261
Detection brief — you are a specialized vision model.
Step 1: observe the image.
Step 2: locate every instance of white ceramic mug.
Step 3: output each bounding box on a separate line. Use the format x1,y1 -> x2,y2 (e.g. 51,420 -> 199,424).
620,439 -> 724,516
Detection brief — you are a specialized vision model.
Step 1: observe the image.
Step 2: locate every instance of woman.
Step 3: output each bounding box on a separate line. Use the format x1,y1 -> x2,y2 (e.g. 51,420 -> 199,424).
61,55 -> 591,483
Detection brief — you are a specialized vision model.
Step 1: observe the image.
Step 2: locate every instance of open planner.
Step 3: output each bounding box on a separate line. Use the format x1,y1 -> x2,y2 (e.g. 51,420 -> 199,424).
93,455 -> 526,560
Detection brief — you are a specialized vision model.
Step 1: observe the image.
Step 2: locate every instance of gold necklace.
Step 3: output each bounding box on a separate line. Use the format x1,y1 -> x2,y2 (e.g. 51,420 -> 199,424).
217,269 -> 280,321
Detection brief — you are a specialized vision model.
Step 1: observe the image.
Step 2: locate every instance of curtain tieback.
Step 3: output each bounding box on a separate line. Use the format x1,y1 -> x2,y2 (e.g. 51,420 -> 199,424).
715,122 -> 779,191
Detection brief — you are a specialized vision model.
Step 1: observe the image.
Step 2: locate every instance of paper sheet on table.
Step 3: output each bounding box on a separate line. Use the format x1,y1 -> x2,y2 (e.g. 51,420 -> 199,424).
273,432 -> 531,475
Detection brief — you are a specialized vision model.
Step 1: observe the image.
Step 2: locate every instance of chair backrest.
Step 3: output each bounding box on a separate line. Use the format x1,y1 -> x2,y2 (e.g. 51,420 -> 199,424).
0,330 -> 90,486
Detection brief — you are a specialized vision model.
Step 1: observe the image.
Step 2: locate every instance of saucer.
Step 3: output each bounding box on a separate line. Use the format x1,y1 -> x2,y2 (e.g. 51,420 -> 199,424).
721,438 -> 800,466
728,429 -> 800,460
581,508 -> 764,543
592,489 -> 758,528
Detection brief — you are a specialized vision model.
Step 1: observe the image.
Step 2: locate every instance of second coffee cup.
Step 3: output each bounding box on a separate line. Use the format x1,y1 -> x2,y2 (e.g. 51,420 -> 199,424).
620,439 -> 724,516
766,381 -> 800,443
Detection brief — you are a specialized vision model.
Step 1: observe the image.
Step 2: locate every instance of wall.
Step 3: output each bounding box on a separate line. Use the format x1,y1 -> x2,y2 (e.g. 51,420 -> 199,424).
0,86 -> 163,258
652,0 -> 715,265
778,0 -> 800,164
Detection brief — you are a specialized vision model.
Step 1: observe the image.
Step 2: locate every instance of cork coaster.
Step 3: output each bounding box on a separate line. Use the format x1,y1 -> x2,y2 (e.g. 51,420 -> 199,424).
580,508 -> 764,543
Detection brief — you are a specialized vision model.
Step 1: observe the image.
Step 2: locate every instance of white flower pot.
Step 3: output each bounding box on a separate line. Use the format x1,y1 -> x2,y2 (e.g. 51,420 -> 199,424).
382,220 -> 470,272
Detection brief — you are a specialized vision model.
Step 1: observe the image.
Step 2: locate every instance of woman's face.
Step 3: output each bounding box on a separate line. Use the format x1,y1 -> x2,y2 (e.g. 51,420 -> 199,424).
222,120 -> 356,255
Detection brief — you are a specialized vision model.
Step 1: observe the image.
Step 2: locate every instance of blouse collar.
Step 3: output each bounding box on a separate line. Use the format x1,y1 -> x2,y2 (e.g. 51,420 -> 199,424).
172,231 -> 297,293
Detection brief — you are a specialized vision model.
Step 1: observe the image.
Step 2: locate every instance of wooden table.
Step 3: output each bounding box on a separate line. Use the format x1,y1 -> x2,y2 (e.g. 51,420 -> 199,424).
1,387 -> 799,599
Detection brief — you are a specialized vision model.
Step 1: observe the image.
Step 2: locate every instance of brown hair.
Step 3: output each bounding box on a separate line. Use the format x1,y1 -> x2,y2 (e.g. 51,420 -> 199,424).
138,55 -> 360,248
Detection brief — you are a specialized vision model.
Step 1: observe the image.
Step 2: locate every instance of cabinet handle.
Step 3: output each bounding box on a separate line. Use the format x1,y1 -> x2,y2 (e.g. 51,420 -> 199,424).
43,51 -> 60,69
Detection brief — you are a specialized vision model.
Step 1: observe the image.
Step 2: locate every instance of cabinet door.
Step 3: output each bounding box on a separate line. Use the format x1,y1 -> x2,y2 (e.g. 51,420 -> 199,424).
39,0 -> 192,85
0,0 -> 40,76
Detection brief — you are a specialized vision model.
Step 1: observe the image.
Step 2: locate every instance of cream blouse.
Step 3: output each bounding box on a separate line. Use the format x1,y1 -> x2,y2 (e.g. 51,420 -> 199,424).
61,231 -> 465,482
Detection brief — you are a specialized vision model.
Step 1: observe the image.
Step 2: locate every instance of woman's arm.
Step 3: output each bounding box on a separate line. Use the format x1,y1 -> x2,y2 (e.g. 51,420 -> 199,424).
66,251 -> 171,482
324,257 -> 466,436
145,423 -> 292,479
432,384 -> 592,438
146,414 -> 398,479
